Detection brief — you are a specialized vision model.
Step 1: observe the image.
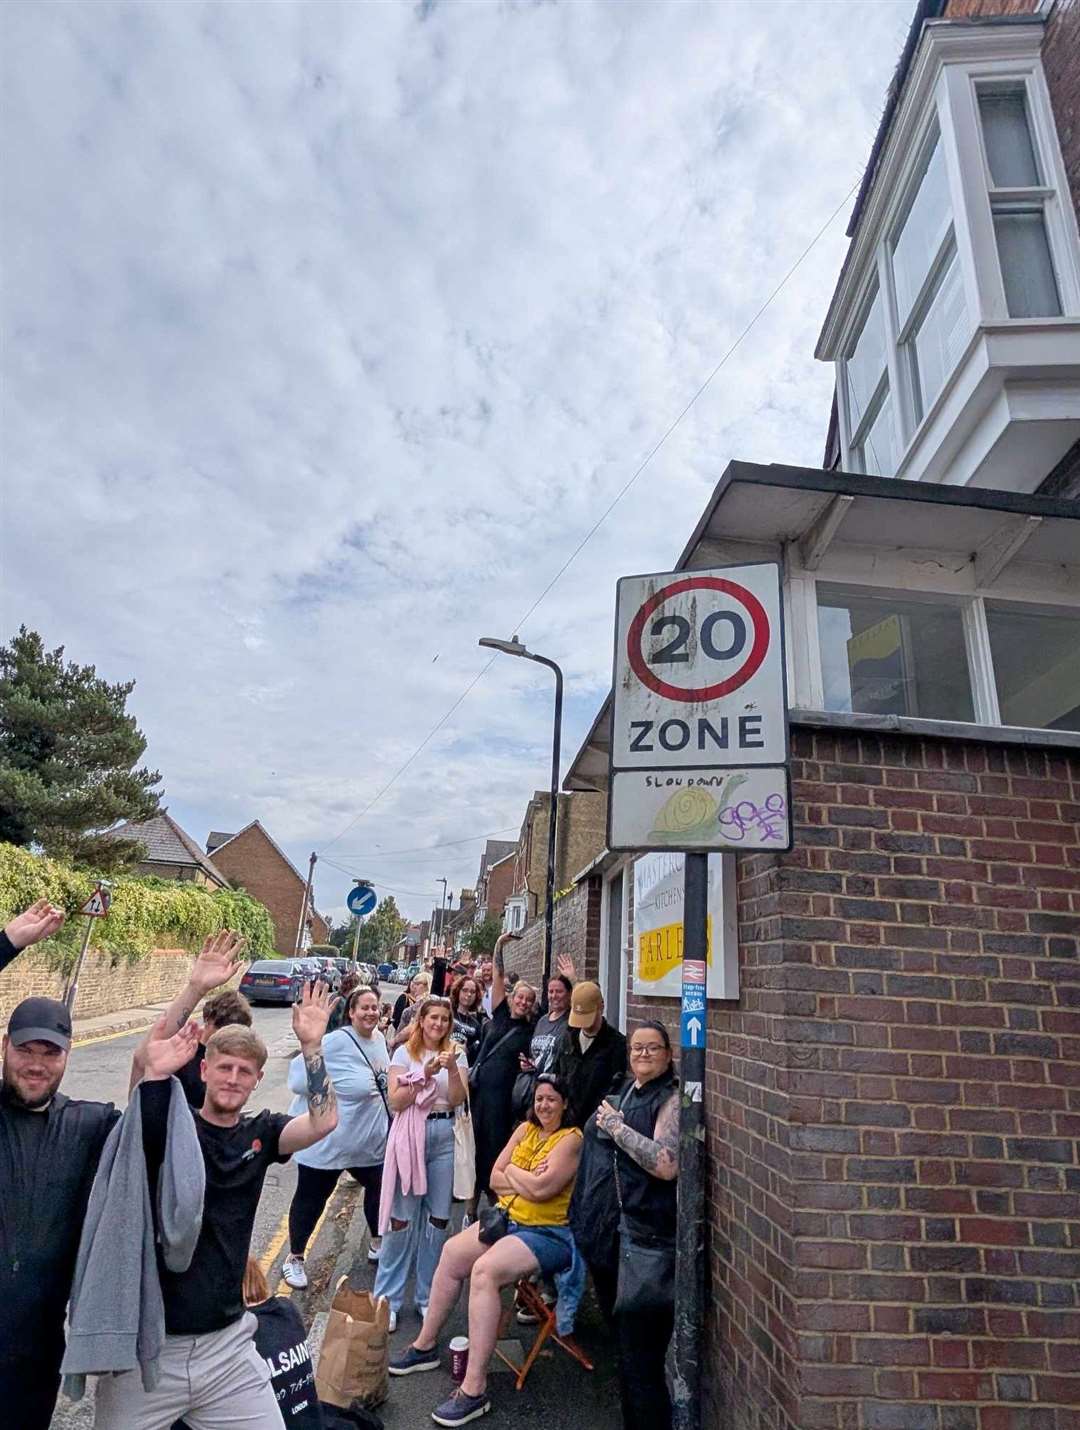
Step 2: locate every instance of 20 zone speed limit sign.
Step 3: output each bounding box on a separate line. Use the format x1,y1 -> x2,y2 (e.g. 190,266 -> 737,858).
611,563 -> 787,770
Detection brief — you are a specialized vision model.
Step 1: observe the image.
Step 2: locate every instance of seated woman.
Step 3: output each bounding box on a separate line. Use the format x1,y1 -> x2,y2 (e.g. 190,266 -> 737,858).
389,1075 -> 582,1428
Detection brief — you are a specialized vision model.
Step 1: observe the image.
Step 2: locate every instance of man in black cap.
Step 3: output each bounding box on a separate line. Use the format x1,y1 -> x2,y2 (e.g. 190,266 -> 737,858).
0,899 -> 148,1427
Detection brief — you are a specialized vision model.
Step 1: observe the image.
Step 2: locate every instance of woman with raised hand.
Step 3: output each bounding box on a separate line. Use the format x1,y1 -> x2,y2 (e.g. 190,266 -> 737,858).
282,985 -> 391,1289
448,974 -> 487,1067
375,996 -> 468,1331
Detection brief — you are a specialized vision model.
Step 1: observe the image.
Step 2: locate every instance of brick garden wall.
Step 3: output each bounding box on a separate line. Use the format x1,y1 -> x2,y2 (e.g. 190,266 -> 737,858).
615,725 -> 1079,1430
0,946 -> 200,1028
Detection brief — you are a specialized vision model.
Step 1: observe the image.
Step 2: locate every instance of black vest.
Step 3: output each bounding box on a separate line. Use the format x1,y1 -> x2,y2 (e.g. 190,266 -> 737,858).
614,1069 -> 678,1247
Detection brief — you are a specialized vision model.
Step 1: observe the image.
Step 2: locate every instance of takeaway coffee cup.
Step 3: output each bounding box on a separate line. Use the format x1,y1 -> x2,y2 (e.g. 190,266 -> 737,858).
449,1336 -> 469,1384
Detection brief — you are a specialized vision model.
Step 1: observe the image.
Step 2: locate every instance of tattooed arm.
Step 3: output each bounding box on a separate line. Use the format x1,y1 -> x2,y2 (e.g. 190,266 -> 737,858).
490,931 -> 517,1013
279,982 -> 339,1155
596,1089 -> 680,1181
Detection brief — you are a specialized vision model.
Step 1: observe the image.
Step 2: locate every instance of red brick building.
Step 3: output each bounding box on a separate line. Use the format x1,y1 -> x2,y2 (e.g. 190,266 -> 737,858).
526,4 -> 1080,1426
206,823 -> 329,954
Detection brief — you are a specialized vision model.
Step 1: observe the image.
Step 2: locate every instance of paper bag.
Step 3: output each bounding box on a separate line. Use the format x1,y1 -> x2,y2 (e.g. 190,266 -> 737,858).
315,1278 -> 391,1409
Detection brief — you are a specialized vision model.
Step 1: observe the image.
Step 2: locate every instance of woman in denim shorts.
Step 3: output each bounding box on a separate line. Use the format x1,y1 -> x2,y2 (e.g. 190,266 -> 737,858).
389,1075 -> 583,1426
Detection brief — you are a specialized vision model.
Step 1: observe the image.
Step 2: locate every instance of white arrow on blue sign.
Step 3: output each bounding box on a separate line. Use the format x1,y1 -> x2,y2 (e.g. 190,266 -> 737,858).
347,884 -> 378,917
681,1013 -> 704,1048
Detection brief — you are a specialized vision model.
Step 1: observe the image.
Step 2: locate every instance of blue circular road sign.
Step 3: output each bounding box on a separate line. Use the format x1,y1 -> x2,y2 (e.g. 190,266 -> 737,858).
347,884 -> 378,917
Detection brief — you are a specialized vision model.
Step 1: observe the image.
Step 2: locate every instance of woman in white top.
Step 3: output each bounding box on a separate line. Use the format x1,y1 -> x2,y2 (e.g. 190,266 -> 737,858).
282,986 -> 391,1289
374,996 -> 468,1330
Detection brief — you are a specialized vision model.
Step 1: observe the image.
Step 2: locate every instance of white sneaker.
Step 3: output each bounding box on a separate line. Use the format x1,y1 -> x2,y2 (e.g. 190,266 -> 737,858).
388,1310 -> 398,1333
417,1303 -> 429,1321
282,1256 -> 308,1290
368,1236 -> 382,1262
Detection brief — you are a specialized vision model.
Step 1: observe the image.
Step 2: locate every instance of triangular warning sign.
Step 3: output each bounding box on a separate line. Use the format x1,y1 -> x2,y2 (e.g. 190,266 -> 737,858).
80,889 -> 109,917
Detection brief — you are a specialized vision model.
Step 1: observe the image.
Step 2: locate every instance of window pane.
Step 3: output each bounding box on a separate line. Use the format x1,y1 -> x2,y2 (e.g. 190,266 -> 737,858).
892,137 -> 951,328
986,604 -> 1080,732
979,90 -> 1040,188
858,389 -> 897,476
911,251 -> 969,418
817,589 -> 975,721
845,288 -> 886,431
993,209 -> 1062,317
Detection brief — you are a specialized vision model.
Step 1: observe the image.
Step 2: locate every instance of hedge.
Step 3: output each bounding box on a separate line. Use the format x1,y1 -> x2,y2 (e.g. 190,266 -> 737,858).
0,842 -> 275,972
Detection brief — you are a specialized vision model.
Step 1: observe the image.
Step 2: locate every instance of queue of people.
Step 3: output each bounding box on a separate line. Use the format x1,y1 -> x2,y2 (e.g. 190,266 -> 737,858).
0,904 -> 678,1430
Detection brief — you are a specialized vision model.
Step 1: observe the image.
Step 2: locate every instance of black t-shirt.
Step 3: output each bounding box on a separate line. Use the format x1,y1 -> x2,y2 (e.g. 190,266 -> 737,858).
175,1044 -> 208,1110
159,1107 -> 292,1335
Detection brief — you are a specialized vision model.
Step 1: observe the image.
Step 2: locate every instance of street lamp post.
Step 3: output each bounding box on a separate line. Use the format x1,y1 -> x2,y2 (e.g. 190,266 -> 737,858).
436,877 -> 448,959
478,634 -> 563,988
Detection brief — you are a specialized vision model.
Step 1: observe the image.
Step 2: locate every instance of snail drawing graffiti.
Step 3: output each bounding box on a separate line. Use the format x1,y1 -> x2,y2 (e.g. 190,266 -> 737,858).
648,773 -> 748,843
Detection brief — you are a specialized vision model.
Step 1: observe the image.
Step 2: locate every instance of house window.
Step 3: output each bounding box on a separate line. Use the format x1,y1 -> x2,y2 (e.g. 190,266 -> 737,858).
978,86 -> 1061,319
985,603 -> 1080,732
844,288 -> 896,476
817,586 -> 975,722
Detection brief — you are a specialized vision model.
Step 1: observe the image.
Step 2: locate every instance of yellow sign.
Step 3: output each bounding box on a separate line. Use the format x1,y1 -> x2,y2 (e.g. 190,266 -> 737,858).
847,613 -> 901,667
637,916 -> 713,982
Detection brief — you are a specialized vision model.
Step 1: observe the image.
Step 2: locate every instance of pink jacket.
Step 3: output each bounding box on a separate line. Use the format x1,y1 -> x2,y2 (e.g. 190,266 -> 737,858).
378,1067 -> 440,1235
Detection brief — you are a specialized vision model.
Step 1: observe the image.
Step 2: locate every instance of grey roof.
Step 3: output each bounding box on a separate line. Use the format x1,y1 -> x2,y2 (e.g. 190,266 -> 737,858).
479,839 -> 516,875
206,830 -> 236,853
107,811 -> 231,888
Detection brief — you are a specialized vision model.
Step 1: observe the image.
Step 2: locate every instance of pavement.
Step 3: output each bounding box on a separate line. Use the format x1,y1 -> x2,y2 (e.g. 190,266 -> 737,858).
49,981 -> 623,1429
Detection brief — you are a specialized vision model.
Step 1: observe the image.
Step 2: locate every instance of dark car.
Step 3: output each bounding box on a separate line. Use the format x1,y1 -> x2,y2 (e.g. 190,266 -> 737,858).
240,960 -> 304,1006
377,962 -> 395,982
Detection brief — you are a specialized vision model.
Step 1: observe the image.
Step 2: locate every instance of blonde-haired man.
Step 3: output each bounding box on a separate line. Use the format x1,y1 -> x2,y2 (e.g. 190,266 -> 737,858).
95,982 -> 339,1429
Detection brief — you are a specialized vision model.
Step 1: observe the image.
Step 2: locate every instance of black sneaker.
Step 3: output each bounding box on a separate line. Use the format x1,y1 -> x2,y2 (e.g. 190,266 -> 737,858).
389,1343 -> 441,1376
431,1388 -> 492,1426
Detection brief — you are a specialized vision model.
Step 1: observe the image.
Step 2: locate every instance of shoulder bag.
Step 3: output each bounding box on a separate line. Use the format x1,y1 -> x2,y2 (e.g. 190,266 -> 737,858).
343,1030 -> 392,1126
612,1136 -> 676,1317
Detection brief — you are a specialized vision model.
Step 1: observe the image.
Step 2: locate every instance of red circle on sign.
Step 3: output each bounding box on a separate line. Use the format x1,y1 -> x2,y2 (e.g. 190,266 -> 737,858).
626,575 -> 770,702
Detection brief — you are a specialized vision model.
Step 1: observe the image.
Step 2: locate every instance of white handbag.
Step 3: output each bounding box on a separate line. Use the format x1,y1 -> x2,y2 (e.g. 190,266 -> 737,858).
453,1100 -> 476,1201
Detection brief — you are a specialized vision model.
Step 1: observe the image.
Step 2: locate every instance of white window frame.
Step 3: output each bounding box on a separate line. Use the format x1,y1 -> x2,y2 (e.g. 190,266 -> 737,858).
828,23 -> 1080,479
786,563 -> 1080,736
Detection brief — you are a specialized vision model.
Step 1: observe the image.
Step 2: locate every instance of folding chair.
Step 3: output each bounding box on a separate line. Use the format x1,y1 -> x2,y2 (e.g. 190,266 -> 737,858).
493,1276 -> 595,1390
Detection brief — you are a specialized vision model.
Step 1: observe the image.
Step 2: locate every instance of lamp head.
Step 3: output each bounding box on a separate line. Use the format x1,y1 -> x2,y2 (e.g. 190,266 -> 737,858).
478,635 -> 527,657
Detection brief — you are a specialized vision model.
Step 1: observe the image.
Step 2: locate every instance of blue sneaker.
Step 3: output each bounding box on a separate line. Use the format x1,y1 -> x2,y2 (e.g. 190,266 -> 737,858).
431,1388 -> 491,1426
389,1343 -> 441,1376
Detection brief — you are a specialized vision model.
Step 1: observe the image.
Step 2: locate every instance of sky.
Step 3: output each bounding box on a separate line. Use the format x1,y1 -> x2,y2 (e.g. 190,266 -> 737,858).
2,0 -> 914,928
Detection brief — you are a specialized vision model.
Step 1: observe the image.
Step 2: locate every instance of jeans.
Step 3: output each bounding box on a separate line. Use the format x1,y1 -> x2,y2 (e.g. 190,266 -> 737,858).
289,1162 -> 382,1254
374,1117 -> 455,1312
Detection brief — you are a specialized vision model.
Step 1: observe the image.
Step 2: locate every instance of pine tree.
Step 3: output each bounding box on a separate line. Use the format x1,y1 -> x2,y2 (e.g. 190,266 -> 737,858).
0,627 -> 162,870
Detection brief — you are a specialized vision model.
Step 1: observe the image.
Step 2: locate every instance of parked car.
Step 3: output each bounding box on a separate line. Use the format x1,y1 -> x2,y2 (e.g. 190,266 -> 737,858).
309,956 -> 341,989
240,960 -> 305,1006
377,962 -> 395,982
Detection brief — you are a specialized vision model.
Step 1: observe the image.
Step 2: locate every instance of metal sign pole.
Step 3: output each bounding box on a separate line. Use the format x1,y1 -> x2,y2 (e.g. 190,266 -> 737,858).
63,916 -> 96,1014
673,851 -> 708,1430
350,913 -> 363,972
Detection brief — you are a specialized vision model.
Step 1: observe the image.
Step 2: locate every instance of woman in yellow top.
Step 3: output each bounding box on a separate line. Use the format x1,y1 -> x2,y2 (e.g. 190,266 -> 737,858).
390,1074 -> 583,1426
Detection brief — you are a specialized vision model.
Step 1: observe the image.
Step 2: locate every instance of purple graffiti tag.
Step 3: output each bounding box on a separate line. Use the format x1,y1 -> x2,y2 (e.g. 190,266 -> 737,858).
717,793 -> 787,843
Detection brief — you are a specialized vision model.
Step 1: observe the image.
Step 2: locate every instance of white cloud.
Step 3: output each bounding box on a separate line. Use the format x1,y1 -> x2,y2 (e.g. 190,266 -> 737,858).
2,0 -> 912,924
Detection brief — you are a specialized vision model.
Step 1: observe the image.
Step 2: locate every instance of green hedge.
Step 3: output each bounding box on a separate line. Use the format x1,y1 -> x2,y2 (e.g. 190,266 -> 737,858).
0,842 -> 275,972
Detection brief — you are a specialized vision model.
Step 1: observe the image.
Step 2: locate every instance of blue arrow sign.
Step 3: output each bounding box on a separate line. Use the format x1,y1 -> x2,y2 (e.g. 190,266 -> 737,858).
681,1010 -> 704,1049
347,884 -> 378,917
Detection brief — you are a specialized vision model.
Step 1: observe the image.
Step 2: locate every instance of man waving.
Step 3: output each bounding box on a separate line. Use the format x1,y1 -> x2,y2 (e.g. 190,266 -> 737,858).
95,980 -> 339,1429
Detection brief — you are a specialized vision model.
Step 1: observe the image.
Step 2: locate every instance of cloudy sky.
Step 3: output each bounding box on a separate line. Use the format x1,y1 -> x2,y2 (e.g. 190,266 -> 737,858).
3,0 -> 912,927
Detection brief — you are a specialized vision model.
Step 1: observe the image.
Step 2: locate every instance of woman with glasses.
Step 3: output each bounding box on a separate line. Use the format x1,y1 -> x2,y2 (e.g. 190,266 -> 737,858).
448,974 -> 487,1067
375,995 -> 468,1331
389,1074 -> 583,1428
568,1020 -> 679,1430
282,985 -> 391,1289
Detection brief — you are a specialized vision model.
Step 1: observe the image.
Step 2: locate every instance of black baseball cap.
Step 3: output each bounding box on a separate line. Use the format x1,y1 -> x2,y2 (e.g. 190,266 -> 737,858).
6,996 -> 72,1051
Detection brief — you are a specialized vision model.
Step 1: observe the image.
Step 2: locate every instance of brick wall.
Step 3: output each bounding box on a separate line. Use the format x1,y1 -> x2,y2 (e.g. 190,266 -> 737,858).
614,726 -> 1079,1430
0,946 -> 200,1028
210,826 -> 329,952
503,874 -> 604,989
1042,0 -> 1080,223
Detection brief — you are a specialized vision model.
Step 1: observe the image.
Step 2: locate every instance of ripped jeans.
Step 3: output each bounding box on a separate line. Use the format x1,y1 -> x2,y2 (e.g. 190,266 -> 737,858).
374,1116 -> 456,1312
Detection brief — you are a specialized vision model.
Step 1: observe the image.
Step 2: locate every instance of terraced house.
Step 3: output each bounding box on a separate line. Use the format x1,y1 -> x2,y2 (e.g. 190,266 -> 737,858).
514,4 -> 1080,1428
